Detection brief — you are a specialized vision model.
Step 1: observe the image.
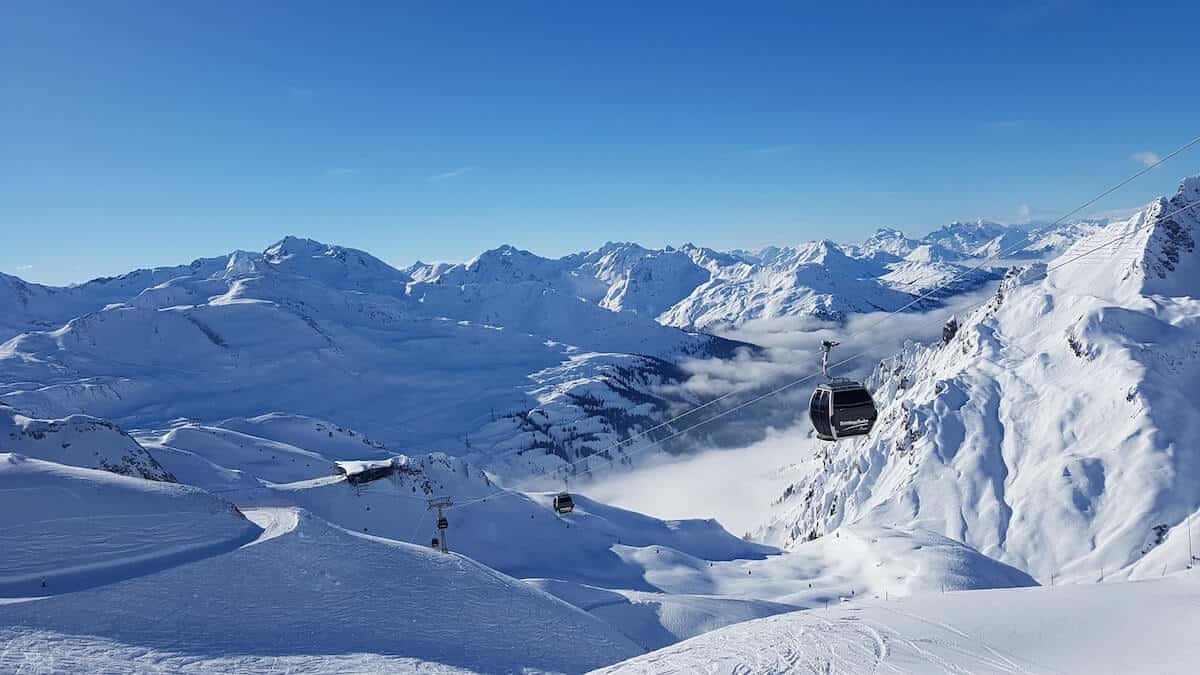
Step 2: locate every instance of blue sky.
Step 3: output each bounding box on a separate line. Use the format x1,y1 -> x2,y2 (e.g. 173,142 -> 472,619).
2,0 -> 1198,285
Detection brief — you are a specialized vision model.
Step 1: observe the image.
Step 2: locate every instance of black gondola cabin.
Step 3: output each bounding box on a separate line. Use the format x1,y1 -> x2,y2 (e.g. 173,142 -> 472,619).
809,380 -> 878,441
553,492 -> 575,514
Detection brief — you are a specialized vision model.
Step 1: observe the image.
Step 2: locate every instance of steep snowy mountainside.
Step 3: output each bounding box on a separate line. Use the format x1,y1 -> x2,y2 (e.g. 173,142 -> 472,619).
0,273 -> 99,341
0,403 -> 174,481
845,227 -> 921,261
403,249 -> 719,356
923,219 -> 1028,257
758,177 -> 1200,583
657,240 -> 927,327
0,453 -> 257,598
578,243 -> 712,318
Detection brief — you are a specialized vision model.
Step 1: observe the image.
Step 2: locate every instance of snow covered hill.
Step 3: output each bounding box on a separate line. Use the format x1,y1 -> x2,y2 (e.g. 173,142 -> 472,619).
129,411 -> 1035,651
1,403 -> 174,481
0,505 -> 644,673
0,453 -> 255,598
595,571 -> 1200,674
758,176 -> 1200,584
2,407 -> 1039,668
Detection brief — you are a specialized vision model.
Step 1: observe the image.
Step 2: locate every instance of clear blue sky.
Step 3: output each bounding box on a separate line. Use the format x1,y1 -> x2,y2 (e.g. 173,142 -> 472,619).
3,0 -> 1198,285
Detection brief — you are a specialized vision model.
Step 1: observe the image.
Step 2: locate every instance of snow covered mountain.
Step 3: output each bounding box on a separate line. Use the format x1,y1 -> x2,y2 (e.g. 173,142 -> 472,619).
1,190 -> 1189,671
757,177 -> 1200,584
0,237 -> 746,479
0,216 -> 1078,481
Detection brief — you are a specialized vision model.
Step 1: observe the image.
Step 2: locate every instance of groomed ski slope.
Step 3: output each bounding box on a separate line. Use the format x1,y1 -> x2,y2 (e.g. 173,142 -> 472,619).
0,454 -> 259,599
0,509 -> 643,674
594,571 -> 1200,674
0,440 -> 1039,669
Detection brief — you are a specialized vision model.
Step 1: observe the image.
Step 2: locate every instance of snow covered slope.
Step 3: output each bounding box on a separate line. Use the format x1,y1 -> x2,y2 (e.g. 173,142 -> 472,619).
0,508 -> 642,674
0,453 -> 256,598
222,452 -> 777,590
171,437 -> 1031,650
595,572 -> 1200,674
137,414 -> 397,486
0,403 -> 174,480
759,177 -> 1200,583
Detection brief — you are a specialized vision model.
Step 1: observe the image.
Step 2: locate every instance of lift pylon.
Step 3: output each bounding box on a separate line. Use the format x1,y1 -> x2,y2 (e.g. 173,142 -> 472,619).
427,497 -> 453,553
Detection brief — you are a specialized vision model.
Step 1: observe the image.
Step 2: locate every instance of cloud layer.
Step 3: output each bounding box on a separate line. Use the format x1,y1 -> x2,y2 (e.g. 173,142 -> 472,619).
585,284 -> 1000,534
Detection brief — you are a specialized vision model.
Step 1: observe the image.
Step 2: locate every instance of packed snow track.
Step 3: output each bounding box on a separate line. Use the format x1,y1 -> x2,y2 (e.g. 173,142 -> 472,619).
239,506 -> 300,547
593,573 -> 1200,674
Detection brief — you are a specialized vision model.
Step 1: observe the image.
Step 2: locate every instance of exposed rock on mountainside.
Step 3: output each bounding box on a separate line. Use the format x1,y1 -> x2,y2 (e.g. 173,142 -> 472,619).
0,403 -> 175,481
757,178 -> 1200,583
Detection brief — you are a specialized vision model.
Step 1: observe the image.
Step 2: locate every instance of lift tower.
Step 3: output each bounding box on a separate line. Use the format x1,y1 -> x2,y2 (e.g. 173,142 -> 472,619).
427,497 -> 453,553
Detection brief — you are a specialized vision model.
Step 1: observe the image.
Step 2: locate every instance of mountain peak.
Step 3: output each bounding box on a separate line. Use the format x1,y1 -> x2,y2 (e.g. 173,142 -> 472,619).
263,235 -> 332,259
1177,174 -> 1200,202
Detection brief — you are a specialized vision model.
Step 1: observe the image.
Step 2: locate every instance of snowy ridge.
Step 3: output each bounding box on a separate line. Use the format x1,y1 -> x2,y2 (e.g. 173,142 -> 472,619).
0,403 -> 174,481
757,177 -> 1200,583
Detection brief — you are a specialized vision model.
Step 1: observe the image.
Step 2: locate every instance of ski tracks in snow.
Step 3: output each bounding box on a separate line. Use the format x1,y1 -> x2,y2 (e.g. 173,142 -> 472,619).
594,601 -> 1055,675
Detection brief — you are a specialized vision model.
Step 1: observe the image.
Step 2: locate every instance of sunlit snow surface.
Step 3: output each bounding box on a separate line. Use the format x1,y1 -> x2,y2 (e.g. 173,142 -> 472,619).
596,572 -> 1200,674
1,504 -> 643,674
2,185 -> 1199,672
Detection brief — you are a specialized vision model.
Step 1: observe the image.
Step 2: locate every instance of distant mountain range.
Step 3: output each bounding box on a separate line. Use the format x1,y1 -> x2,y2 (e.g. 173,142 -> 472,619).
0,215 -> 1093,476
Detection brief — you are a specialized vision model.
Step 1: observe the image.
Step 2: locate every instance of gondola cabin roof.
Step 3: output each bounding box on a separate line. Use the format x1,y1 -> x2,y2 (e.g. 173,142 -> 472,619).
816,379 -> 870,392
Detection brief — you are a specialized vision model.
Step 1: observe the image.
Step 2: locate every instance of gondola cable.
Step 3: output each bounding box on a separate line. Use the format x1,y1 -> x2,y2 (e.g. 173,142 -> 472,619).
446,143 -> 1200,512
469,137 -> 1200,472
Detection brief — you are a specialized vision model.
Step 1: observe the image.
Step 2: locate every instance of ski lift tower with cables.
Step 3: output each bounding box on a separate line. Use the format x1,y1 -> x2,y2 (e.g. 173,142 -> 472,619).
427,497 -> 453,553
